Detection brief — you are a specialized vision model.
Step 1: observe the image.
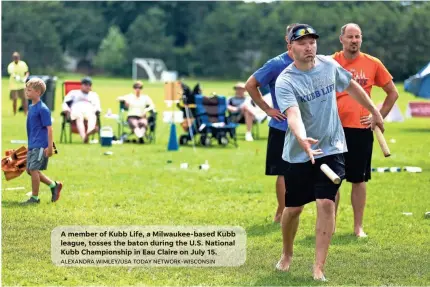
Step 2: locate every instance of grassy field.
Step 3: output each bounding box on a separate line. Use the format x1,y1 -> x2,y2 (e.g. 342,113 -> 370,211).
1,75 -> 430,286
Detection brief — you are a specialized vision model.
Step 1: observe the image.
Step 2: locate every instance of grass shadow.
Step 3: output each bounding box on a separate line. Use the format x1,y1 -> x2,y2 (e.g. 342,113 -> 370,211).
246,221 -> 280,237
399,127 -> 430,133
254,136 -> 268,141
252,270 -> 323,286
296,233 -> 368,247
236,134 -> 268,141
177,144 -> 239,149
332,233 -> 369,245
1,200 -> 33,209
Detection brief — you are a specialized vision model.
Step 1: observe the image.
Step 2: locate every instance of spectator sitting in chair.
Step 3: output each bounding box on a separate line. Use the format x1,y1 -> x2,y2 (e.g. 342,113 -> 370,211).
228,82 -> 265,142
62,77 -> 101,143
118,81 -> 155,144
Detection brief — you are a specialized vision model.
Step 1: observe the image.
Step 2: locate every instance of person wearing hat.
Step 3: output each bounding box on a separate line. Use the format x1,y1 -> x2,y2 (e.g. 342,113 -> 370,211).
7,52 -> 30,115
245,23 -> 298,223
227,82 -> 263,141
333,23 -> 399,238
117,81 -> 155,143
62,77 -> 101,143
274,24 -> 384,280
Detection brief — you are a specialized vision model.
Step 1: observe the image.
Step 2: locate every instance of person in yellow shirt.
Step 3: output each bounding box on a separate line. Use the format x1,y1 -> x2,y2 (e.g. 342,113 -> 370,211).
8,52 -> 30,115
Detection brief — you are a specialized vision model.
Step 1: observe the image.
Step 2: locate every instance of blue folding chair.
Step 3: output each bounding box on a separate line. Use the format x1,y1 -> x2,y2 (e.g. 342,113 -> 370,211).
193,94 -> 238,147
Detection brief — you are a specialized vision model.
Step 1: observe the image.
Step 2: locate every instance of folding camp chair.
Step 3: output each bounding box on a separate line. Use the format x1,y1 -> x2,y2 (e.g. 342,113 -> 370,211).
117,100 -> 157,143
59,81 -> 101,143
193,94 -> 238,147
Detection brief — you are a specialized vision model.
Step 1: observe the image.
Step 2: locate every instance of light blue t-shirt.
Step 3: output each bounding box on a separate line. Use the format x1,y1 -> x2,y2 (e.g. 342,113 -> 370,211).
275,55 -> 352,163
253,52 -> 293,131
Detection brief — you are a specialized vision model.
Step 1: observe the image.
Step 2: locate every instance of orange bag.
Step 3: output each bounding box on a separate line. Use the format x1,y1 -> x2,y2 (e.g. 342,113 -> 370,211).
1,146 -> 28,181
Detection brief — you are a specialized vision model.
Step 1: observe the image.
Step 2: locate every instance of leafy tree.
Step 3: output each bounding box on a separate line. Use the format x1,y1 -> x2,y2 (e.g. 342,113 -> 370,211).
2,1 -> 429,80
55,7 -> 108,58
193,2 -> 245,78
1,2 -> 63,75
126,7 -> 175,69
94,26 -> 128,76
402,2 -> 430,78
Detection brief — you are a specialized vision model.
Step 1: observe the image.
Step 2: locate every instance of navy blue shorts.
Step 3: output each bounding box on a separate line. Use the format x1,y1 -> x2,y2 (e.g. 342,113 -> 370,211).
265,127 -> 287,176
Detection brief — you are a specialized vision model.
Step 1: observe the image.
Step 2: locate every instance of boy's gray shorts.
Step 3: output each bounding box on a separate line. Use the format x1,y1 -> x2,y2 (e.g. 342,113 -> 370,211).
27,148 -> 49,171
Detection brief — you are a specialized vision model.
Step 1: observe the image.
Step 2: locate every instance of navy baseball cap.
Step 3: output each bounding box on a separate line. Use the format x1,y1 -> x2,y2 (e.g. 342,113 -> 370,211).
288,24 -> 319,42
81,77 -> 92,85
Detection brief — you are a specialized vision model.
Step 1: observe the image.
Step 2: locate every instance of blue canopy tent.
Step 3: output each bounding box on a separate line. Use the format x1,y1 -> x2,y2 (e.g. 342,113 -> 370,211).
404,62 -> 430,99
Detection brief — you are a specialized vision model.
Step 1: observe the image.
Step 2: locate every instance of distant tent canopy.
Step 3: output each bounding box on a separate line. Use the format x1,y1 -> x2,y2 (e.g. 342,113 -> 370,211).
404,62 -> 430,99
377,103 -> 404,122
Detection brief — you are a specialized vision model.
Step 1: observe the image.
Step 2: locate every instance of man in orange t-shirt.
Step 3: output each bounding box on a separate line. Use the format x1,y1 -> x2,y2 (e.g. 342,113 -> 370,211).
333,23 -> 399,237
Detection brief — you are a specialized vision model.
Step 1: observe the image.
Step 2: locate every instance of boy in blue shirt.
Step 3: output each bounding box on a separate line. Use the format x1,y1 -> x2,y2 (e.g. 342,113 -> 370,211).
245,23 -> 297,222
23,78 -> 62,204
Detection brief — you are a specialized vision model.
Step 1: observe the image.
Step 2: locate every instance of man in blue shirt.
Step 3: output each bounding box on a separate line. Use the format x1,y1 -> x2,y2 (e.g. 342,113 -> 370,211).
245,23 -> 297,223
24,78 -> 63,204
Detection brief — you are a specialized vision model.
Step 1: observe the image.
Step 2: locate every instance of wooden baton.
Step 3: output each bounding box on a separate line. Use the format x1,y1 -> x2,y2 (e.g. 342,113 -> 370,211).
320,164 -> 341,184
374,126 -> 390,157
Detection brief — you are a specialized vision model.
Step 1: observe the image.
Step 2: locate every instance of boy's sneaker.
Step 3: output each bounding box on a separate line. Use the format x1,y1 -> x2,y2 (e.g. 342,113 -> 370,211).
51,181 -> 63,202
21,197 -> 40,205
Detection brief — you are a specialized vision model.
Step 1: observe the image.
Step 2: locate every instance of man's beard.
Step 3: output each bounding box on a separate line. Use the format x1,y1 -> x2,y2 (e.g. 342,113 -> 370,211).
304,55 -> 315,62
349,45 -> 359,54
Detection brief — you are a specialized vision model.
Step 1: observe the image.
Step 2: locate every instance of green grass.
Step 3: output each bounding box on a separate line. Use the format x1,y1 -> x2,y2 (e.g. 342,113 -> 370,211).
2,76 -> 430,286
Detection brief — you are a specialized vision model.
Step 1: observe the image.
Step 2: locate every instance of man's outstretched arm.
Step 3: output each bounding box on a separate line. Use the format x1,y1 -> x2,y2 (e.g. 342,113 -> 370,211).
285,106 -> 322,164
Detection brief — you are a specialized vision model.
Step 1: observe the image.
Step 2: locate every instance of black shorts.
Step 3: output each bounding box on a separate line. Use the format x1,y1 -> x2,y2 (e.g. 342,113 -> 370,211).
230,113 -> 245,124
283,154 -> 345,207
343,128 -> 373,183
265,127 -> 287,176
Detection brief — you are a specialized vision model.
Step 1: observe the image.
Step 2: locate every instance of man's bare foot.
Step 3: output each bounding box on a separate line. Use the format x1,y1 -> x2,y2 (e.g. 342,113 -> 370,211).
313,274 -> 327,282
313,267 -> 327,281
355,228 -> 367,238
275,254 -> 292,271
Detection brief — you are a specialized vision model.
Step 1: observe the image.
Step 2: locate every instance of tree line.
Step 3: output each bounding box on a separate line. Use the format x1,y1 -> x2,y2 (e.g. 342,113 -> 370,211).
2,1 -> 429,81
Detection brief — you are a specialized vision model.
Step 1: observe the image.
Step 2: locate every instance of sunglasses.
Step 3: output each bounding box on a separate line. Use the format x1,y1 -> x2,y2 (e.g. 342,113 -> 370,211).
292,27 -> 317,39
134,86 -> 143,90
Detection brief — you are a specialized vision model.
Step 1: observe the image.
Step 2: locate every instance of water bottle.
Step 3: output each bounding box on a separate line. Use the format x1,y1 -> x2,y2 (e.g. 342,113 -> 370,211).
403,166 -> 422,173
199,160 -> 210,170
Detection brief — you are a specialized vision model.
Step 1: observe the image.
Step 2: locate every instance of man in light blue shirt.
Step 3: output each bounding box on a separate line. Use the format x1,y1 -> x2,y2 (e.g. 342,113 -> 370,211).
274,24 -> 384,281
245,23 -> 297,223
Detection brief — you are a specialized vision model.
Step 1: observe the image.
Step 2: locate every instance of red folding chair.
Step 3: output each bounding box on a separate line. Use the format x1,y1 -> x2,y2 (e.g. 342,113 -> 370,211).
59,81 -> 101,143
